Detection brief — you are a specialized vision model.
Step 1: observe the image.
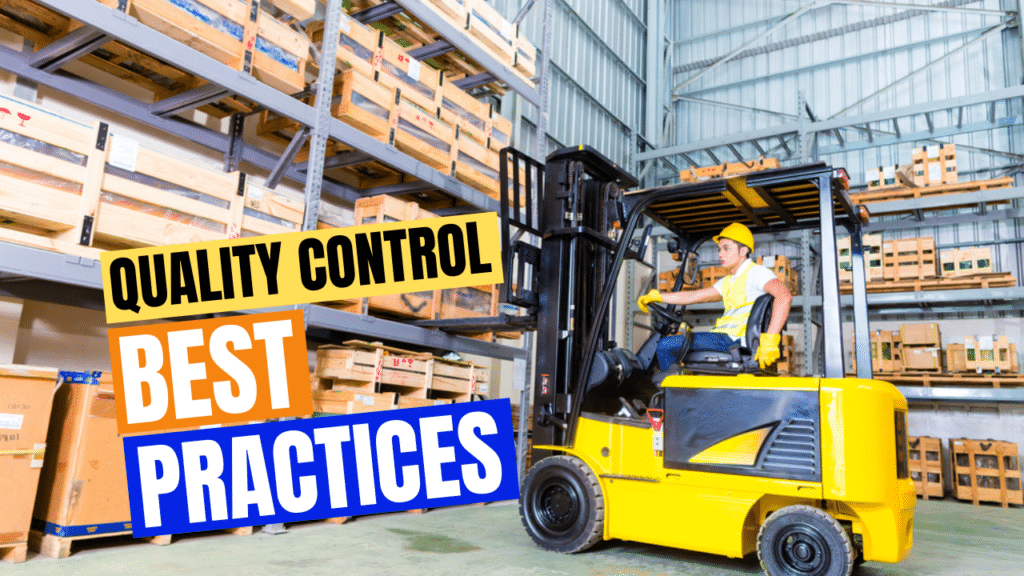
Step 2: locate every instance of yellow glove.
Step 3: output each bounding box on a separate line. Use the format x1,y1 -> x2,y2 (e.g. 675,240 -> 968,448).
637,289 -> 662,314
755,333 -> 782,370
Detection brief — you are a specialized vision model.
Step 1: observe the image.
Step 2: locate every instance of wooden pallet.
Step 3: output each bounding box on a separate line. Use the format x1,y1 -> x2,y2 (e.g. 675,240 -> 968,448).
851,176 -> 1013,206
679,157 -> 780,183
27,524 -> 257,559
840,272 -> 1016,293
872,371 -> 1024,388
950,438 -> 1022,507
0,542 -> 28,564
909,436 -> 944,500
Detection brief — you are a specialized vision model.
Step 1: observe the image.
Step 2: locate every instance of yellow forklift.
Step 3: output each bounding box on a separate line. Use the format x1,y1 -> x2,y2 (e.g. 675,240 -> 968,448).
495,146 -> 915,576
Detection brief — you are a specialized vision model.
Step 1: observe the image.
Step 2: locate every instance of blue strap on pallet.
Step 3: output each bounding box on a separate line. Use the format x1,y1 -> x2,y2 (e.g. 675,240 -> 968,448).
31,519 -> 133,538
57,371 -> 103,385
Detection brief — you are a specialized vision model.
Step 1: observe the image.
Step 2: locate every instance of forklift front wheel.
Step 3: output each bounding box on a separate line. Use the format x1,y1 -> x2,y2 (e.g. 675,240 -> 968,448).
757,505 -> 855,576
520,455 -> 604,554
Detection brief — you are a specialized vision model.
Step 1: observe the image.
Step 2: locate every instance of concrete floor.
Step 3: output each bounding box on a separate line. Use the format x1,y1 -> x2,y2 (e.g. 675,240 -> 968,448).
4,500 -> 1022,576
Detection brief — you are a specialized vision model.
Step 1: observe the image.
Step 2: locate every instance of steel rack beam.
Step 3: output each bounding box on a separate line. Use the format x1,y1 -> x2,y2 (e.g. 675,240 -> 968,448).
685,287 -> 1024,312
0,242 -> 526,360
639,84 -> 1024,162
28,25 -> 109,72
391,0 -> 541,106
29,0 -> 502,213
863,186 -> 1024,214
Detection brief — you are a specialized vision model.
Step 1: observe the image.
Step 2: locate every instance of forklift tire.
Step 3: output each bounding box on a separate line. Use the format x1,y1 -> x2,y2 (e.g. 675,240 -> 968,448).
520,455 -> 604,554
757,505 -> 854,576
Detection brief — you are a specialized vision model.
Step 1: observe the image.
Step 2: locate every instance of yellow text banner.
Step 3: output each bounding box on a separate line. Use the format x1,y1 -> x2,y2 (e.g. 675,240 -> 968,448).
101,212 -> 504,323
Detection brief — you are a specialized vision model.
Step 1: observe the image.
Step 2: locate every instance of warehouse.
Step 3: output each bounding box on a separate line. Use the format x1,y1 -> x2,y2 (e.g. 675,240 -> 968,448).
0,0 -> 1022,575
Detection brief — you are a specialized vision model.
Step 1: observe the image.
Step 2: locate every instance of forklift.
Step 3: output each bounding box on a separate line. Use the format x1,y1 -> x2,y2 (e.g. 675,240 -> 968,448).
494,146 -> 915,576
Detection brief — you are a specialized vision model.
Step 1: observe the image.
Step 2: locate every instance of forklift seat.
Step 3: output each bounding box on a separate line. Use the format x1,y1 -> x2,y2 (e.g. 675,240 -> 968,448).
681,294 -> 777,375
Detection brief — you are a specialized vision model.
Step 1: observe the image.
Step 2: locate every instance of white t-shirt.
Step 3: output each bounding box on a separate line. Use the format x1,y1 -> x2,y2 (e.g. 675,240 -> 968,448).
712,259 -> 778,343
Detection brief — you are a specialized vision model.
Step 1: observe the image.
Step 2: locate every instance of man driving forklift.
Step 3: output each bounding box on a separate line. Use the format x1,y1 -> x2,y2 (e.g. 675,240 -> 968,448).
636,222 -> 794,372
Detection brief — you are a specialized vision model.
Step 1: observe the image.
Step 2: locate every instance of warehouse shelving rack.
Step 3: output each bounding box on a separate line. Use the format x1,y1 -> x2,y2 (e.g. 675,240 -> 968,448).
0,0 -> 549,361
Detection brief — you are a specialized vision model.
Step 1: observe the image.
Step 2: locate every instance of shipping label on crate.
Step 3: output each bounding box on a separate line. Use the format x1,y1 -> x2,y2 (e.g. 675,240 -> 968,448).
121,399 -> 519,537
108,310 -> 312,434
100,212 -> 504,323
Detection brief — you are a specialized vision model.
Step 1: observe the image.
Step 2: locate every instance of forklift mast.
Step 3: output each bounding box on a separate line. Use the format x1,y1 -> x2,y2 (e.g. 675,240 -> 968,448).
523,147 -> 638,455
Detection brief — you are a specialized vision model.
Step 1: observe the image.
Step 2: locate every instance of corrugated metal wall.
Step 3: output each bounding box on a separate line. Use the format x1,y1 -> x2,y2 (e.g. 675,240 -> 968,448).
668,0 -> 1024,298
492,0 -> 648,166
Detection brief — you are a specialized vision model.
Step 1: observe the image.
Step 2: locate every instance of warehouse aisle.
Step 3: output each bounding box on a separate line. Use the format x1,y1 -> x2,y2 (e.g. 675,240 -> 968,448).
3,500 -> 1022,575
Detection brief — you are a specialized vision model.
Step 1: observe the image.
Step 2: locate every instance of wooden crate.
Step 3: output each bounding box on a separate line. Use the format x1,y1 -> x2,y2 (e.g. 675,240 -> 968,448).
394,94 -> 456,172
454,130 -> 499,197
679,157 -> 780,183
377,36 -> 443,109
756,255 -> 799,295
949,438 -> 1022,507
940,247 -> 993,278
883,237 -> 938,281
837,234 -> 883,282
439,81 -> 491,145
307,15 -> 381,80
397,397 -> 453,409
0,366 -> 59,564
902,347 -> 942,371
311,388 -> 397,415
128,0 -> 312,95
487,112 -> 512,152
0,95 -> 303,254
962,336 -> 1018,374
910,144 -> 957,187
699,266 -> 731,289
901,323 -> 941,347
777,335 -> 795,375
908,436 -> 944,500
431,356 -> 489,402
864,165 -> 900,190
852,330 -> 902,374
315,342 -> 434,397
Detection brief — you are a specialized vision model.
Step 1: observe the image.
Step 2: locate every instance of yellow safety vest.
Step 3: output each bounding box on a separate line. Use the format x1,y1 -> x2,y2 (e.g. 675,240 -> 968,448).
711,262 -> 757,340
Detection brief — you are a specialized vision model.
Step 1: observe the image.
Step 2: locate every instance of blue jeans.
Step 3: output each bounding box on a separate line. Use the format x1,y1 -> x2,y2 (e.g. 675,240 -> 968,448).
656,331 -> 737,371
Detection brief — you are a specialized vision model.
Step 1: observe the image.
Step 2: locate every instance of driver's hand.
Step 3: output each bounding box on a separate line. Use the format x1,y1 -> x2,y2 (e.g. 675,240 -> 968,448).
637,289 -> 662,314
755,333 -> 782,370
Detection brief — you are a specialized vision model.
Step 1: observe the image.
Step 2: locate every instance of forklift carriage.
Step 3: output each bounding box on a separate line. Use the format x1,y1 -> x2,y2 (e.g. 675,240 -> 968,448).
499,146 -> 916,576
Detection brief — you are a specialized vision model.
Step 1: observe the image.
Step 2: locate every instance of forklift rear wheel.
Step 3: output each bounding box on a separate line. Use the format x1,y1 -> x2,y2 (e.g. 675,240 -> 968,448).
520,455 -> 604,554
757,505 -> 854,576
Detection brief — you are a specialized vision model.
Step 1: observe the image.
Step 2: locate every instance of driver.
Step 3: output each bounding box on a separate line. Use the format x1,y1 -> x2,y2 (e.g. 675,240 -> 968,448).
637,222 -> 793,371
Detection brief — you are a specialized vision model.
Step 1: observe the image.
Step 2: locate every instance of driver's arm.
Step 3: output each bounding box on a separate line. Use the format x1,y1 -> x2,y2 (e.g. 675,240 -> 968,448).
762,279 -> 793,334
660,286 -> 723,306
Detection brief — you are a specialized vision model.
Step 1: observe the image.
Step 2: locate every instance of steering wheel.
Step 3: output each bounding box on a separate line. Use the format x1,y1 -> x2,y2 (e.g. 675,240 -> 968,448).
647,302 -> 683,335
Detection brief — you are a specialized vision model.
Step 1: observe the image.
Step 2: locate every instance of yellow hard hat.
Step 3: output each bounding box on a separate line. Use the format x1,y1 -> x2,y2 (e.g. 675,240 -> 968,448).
713,222 -> 754,252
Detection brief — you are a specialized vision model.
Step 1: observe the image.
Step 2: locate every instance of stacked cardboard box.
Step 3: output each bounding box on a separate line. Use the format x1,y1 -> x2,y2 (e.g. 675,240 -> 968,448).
0,367 -> 59,564
900,323 -> 943,372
